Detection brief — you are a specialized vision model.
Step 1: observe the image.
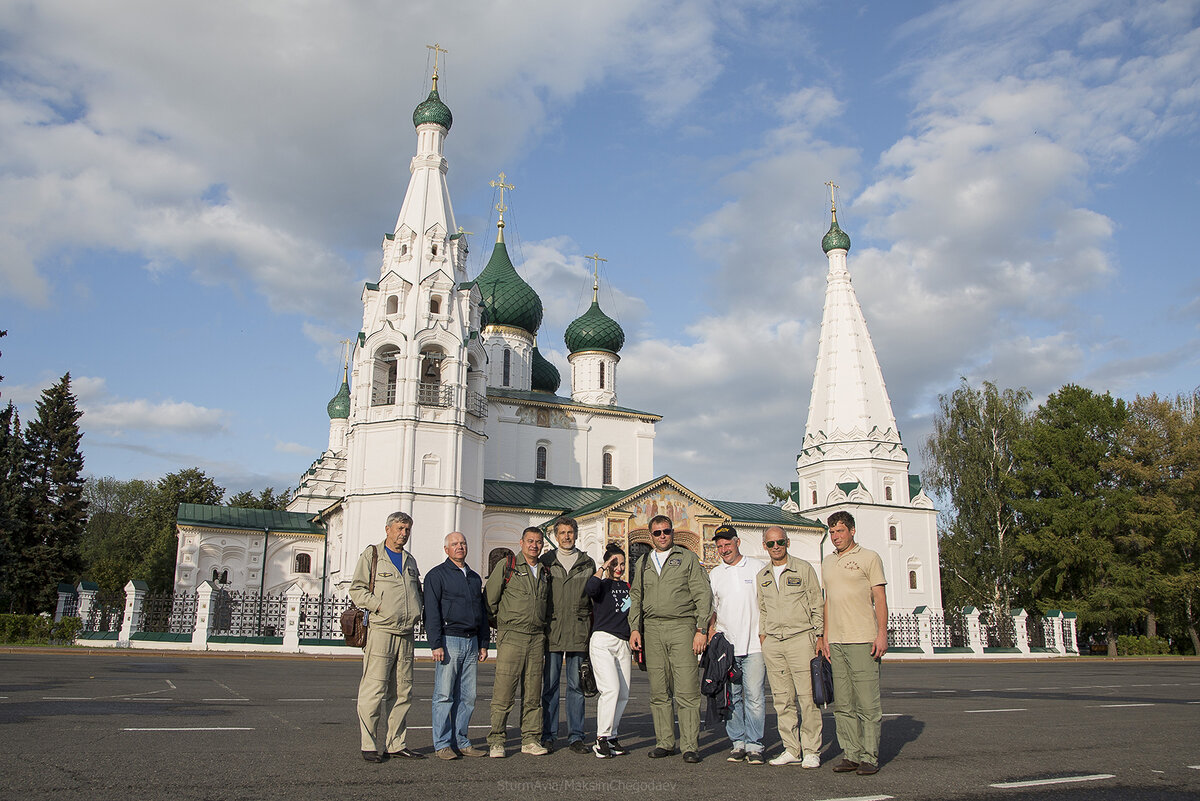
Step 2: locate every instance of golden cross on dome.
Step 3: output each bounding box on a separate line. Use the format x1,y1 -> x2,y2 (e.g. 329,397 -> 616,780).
427,43 -> 448,79
490,172 -> 515,222
824,180 -> 840,218
585,252 -> 606,297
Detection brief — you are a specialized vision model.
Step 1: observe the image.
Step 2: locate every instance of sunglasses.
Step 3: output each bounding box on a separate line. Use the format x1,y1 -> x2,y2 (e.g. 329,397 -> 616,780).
764,539 -> 788,548
651,528 -> 673,537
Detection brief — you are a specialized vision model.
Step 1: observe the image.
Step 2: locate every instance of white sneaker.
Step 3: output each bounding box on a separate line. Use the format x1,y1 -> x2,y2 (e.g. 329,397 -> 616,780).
521,741 -> 549,756
489,744 -> 505,758
769,751 -> 802,766
801,753 -> 821,769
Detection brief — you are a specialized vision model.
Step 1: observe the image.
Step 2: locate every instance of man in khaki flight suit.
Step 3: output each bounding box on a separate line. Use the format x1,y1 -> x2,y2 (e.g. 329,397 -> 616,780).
485,526 -> 550,758
628,514 -> 712,763
757,525 -> 824,768
350,511 -> 425,762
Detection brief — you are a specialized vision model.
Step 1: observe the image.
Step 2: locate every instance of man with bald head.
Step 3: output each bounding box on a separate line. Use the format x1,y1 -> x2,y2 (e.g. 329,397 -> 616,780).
424,531 -> 490,760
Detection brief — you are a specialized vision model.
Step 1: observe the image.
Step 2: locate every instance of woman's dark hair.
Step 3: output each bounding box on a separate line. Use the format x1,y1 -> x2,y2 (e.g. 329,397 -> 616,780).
603,543 -> 625,561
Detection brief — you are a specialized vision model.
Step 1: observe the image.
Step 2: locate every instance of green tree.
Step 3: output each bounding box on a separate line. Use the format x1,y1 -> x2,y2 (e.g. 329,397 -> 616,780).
140,468 -> 224,591
0,403 -> 35,612
80,476 -> 157,595
18,374 -> 88,613
764,482 -> 791,507
227,486 -> 289,510
1013,384 -> 1143,656
1111,392 -> 1200,654
921,379 -> 1032,612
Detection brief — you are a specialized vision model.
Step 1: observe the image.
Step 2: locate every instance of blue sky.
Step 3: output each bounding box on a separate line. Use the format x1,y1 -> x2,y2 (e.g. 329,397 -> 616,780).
1,0 -> 1197,503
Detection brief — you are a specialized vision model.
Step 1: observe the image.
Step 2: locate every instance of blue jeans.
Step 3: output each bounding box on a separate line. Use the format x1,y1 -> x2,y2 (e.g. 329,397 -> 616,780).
727,652 -> 766,753
541,650 -> 585,743
431,635 -> 478,750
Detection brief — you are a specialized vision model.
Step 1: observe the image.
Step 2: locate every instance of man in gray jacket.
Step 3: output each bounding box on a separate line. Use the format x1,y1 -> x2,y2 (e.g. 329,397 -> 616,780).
350,511 -> 425,762
539,516 -> 596,753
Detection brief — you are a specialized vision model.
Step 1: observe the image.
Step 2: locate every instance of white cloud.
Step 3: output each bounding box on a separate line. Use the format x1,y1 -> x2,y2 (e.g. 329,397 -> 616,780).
84,399 -> 225,435
274,440 -> 314,456
0,1 -> 732,314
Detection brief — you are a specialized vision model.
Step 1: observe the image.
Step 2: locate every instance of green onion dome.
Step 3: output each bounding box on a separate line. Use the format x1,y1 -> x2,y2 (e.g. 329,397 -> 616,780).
564,299 -> 625,354
530,347 -> 561,393
476,235 -> 543,336
822,218 -> 851,253
413,83 -> 453,131
326,378 -> 350,419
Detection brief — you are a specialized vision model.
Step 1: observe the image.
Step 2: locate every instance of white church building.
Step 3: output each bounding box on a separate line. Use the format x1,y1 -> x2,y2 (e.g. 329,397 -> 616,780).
172,70 -> 941,613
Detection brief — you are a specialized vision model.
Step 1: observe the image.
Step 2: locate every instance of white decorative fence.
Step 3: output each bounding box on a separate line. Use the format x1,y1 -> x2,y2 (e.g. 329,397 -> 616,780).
55,582 -> 1078,658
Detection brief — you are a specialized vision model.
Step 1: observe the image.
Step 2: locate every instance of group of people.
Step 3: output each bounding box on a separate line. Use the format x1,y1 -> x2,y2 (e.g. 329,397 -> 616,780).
349,509 -> 889,776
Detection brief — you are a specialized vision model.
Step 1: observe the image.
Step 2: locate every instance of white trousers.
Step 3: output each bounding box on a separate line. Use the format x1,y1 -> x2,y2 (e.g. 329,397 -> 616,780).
588,630 -> 631,739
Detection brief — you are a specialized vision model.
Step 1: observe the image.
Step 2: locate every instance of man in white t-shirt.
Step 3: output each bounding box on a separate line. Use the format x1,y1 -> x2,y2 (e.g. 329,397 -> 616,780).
707,524 -> 768,765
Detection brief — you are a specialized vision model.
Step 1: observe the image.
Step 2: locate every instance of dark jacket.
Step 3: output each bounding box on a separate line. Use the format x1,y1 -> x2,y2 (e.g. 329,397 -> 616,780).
541,549 -> 597,652
423,558 -> 489,651
701,631 -> 740,726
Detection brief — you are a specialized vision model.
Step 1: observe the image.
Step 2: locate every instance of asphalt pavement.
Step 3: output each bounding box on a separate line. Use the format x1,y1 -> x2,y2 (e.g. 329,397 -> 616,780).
1,649 -> 1197,801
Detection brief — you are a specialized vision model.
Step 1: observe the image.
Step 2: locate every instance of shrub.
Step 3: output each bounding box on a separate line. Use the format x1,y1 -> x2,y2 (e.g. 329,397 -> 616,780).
1116,634 -> 1170,656
0,613 -> 79,644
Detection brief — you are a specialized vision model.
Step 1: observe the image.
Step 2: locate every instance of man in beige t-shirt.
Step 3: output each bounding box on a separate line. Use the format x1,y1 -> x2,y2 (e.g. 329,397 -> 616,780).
818,511 -> 887,776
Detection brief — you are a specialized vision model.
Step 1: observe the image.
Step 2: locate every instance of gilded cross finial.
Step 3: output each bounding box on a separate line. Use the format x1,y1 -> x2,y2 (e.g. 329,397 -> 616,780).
338,339 -> 352,378
585,252 -> 607,299
825,180 -> 840,222
427,43 -> 448,85
490,172 -> 515,228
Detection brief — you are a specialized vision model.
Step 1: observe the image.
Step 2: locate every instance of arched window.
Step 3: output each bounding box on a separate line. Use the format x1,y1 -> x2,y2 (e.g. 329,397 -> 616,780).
372,346 -> 400,405
430,296 -> 440,315
294,553 -> 311,574
811,490 -> 818,504
431,243 -> 439,256
536,445 -> 547,480
602,451 -> 613,485
386,295 -> 399,315
502,349 -> 511,386
885,486 -> 893,501
909,570 -> 918,590
889,525 -> 897,541
599,362 -> 605,389
400,244 -> 408,256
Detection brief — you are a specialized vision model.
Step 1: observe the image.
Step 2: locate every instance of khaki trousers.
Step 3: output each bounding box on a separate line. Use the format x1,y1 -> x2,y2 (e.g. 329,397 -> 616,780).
830,642 -> 881,764
762,633 -> 823,757
645,619 -> 701,753
488,629 -> 546,747
357,629 -> 414,752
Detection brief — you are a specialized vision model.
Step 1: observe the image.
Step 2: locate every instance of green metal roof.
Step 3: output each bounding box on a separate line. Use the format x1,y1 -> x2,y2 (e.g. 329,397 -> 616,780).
475,239 -> 543,335
708,499 -> 824,529
837,481 -> 861,495
530,346 -> 561,393
176,503 -> 326,536
326,379 -> 350,419
909,474 -> 923,501
484,480 -> 622,512
564,299 -> 624,354
484,477 -> 823,530
822,218 -> 851,253
413,86 -> 453,131
487,387 -> 661,420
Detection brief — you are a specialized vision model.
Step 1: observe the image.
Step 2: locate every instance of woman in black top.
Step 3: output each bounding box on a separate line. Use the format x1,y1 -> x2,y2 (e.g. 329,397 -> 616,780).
585,543 -> 631,758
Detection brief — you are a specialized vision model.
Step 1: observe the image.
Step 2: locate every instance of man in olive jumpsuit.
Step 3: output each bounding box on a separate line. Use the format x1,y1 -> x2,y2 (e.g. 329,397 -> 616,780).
485,526 -> 550,757
350,511 -> 426,762
628,514 -> 713,763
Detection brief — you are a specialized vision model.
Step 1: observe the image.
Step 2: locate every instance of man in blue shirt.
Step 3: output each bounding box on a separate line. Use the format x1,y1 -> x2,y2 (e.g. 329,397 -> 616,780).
424,531 -> 490,760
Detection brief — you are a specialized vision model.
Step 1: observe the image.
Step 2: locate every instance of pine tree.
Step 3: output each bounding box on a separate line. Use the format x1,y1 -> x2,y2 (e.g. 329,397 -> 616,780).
0,403 -> 35,612
1014,385 -> 1142,656
20,374 -> 88,613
